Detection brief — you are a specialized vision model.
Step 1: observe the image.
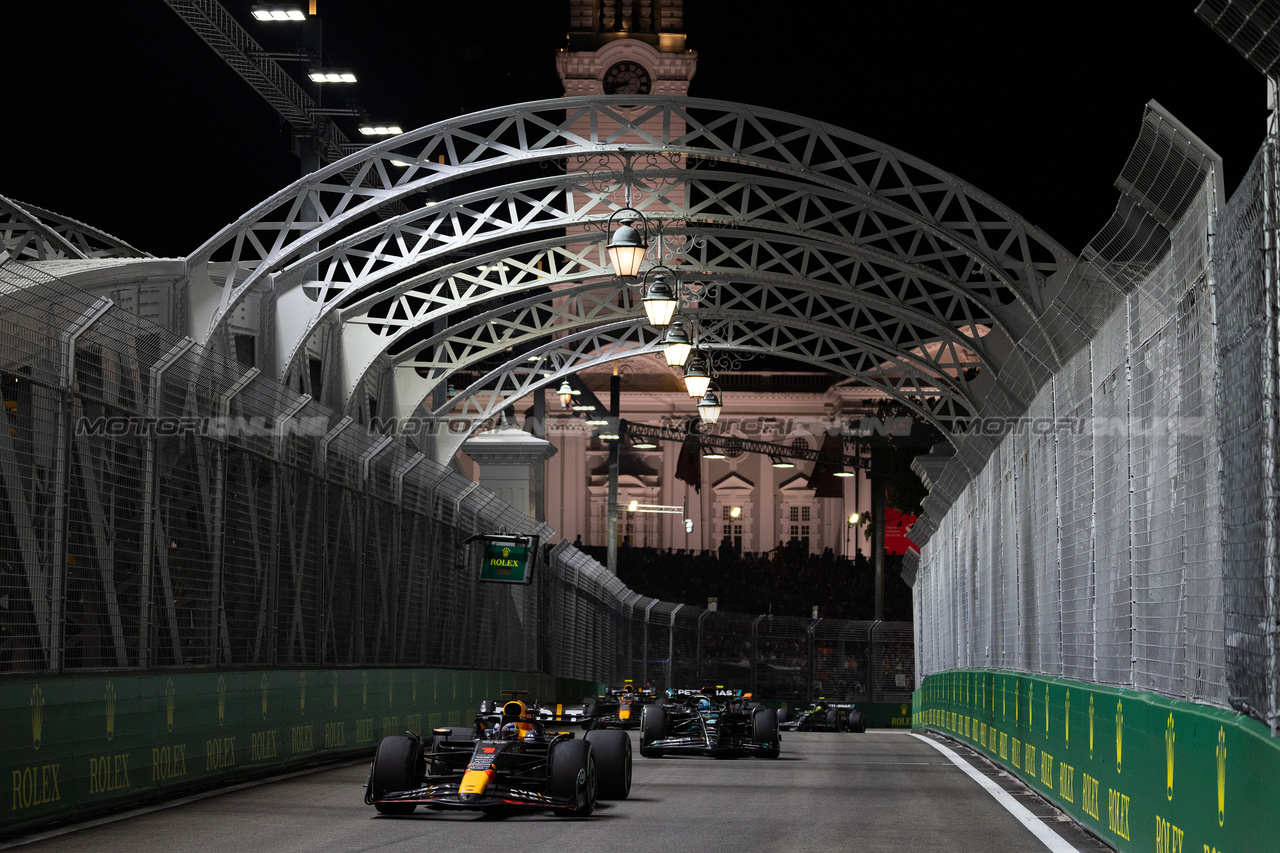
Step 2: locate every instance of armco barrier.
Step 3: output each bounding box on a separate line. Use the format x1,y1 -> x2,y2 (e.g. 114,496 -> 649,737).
914,670 -> 1278,853
1,669 -> 601,838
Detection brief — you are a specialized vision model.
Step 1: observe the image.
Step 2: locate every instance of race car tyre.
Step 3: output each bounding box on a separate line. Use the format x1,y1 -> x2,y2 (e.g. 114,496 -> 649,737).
370,735 -> 421,814
848,710 -> 867,733
826,708 -> 839,727
640,703 -> 666,758
753,708 -> 781,759
776,707 -> 789,724
585,729 -> 632,799
549,738 -> 597,816
581,696 -> 600,729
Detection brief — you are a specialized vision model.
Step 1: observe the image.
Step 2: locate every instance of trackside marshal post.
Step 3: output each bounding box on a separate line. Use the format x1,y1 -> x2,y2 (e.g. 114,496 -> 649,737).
464,534 -> 539,584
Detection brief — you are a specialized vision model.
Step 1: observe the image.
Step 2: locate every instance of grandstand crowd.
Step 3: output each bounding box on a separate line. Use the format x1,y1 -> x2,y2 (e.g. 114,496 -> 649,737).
576,539 -> 914,621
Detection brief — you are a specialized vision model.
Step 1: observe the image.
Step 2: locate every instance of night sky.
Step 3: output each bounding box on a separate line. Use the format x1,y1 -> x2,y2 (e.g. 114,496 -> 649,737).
1,1 -> 1265,259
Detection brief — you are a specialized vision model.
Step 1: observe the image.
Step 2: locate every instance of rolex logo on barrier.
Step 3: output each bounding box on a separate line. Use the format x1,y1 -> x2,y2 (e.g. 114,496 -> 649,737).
1164,713 -> 1175,800
260,673 -> 270,719
165,678 -> 176,733
300,672 -> 307,715
31,685 -> 44,750
1216,726 -> 1226,826
217,676 -> 227,726
1064,689 -> 1070,748
1115,700 -> 1123,774
105,681 -> 116,741
1088,695 -> 1095,759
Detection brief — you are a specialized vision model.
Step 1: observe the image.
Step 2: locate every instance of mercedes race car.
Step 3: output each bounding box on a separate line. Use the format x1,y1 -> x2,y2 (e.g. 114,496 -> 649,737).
639,686 -> 780,759
778,700 -> 866,733
365,691 -> 631,817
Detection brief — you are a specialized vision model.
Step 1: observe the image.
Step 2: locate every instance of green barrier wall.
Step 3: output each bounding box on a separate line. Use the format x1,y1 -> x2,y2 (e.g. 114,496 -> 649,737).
1,669 -> 602,838
914,670 -> 1278,853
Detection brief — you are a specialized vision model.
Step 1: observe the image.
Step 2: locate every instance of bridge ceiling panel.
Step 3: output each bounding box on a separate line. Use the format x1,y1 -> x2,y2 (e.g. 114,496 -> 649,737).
186,96 -> 1077,445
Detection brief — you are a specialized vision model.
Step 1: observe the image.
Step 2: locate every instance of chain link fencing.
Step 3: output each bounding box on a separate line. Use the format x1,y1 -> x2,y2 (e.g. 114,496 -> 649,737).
0,260 -> 911,704
908,113 -> 1279,734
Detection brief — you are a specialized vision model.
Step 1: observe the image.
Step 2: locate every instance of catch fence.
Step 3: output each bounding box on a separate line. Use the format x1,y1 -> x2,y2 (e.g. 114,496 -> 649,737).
908,111 -> 1279,734
0,260 -> 911,703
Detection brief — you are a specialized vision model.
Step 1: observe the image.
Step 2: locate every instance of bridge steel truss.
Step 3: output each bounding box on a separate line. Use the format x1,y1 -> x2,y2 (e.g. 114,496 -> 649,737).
182,96 -> 1082,465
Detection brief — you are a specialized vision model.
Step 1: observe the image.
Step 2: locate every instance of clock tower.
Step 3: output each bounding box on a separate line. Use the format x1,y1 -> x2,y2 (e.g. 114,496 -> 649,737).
557,0 -> 697,97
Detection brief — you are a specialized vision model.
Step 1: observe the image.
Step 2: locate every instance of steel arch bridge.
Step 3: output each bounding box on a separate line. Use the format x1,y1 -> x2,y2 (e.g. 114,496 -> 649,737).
182,96 -> 1078,463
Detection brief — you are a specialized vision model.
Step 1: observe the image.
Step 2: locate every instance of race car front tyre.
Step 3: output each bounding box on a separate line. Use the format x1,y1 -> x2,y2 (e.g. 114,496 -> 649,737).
752,708 -> 781,758
848,710 -> 866,733
549,738 -> 597,816
585,729 -> 632,799
776,707 -> 789,724
640,703 -> 666,758
370,735 -> 421,814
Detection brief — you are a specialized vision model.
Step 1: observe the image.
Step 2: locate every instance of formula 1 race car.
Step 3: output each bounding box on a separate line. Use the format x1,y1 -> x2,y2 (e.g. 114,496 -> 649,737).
778,700 -> 866,733
365,691 -> 631,817
639,686 -> 780,759
579,679 -> 659,729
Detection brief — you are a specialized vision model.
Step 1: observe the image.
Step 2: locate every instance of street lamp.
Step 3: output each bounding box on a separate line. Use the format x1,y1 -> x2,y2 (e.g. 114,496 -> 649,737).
605,209 -> 648,279
641,268 -> 678,327
696,385 -> 723,425
661,318 -> 693,367
682,350 -> 711,398
556,380 -> 574,408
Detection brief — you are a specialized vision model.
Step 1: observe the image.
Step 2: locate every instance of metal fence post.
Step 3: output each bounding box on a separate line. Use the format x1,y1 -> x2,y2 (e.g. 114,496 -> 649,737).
668,603 -> 684,689
215,368 -> 260,665
642,599 -> 657,688
318,417 -> 353,665
52,298 -> 113,672
750,614 -> 764,696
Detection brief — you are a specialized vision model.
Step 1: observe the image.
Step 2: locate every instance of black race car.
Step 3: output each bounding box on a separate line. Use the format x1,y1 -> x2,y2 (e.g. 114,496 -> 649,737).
639,686 -> 780,759
778,700 -> 866,732
579,680 -> 660,729
365,691 -> 631,817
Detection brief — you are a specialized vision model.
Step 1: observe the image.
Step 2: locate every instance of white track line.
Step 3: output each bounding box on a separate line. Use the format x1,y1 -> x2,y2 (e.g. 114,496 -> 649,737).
910,733 -> 1081,853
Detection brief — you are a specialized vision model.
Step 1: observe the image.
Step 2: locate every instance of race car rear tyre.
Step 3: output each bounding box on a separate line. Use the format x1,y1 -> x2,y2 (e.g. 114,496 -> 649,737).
753,708 -> 781,759
585,729 -> 632,799
549,738 -> 597,816
776,707 -> 789,724
848,710 -> 866,733
640,703 -> 666,758
370,735 -> 421,814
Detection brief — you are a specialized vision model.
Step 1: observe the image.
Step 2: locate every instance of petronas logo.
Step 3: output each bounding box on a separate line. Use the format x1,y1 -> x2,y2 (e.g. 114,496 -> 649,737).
31,686 -> 44,750
1216,726 -> 1226,826
299,672 -> 307,714
165,678 -> 176,732
260,673 -> 270,719
217,676 -> 227,726
105,681 -> 117,741
1115,700 -> 1124,774
1165,713 -> 1175,800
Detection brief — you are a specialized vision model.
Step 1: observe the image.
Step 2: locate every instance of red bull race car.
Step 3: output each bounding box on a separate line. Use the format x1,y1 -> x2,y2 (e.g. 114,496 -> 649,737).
365,691 -> 631,817
778,700 -> 867,732
639,686 -> 780,759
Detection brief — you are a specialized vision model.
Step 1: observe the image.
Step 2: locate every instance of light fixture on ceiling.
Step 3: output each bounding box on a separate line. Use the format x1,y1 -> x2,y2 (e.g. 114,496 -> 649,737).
696,385 -> 723,425
682,350 -> 711,399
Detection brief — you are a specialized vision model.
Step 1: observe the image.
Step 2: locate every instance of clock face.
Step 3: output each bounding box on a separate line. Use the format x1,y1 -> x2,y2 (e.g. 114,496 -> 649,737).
603,61 -> 652,96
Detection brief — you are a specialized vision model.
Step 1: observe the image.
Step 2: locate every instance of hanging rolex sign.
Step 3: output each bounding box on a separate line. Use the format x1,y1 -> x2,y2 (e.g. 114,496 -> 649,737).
465,534 -> 538,584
